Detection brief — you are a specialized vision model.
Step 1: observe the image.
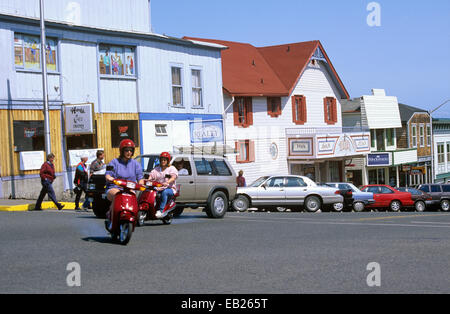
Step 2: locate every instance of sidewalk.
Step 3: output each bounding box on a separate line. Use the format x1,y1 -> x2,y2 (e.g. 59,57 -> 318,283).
0,199 -> 77,212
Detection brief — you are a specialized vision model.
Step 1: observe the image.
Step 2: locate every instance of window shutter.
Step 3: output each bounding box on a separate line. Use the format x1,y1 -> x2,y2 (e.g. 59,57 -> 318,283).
246,97 -> 253,126
233,101 -> 239,126
291,96 -> 297,123
249,140 -> 255,162
301,96 -> 307,124
332,98 -> 338,123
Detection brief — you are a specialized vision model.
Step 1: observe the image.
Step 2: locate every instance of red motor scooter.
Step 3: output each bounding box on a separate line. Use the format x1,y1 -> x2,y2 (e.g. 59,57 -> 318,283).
105,179 -> 146,245
137,181 -> 180,226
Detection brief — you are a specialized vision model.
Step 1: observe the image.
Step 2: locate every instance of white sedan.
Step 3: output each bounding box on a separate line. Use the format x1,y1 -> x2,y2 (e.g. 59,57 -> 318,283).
232,175 -> 344,213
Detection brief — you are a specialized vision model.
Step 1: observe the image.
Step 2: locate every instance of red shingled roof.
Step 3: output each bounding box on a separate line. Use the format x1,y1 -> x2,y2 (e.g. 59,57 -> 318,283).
183,37 -> 349,99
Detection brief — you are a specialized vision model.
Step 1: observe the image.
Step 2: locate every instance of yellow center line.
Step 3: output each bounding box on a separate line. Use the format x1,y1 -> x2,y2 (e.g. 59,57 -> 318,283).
355,214 -> 450,222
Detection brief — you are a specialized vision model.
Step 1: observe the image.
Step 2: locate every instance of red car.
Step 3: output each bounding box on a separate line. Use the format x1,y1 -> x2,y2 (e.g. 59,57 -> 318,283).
360,185 -> 414,212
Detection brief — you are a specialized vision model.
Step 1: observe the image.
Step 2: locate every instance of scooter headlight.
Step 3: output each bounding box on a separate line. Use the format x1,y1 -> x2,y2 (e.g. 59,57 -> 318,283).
126,182 -> 136,189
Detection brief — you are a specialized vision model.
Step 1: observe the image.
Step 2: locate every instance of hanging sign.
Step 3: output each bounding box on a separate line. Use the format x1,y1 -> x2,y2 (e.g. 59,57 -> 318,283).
64,103 -> 94,135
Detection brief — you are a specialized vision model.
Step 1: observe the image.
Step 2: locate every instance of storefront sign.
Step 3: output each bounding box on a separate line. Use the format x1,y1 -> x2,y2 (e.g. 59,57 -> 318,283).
411,166 -> 426,175
64,103 -> 94,135
68,148 -> 103,167
19,151 -> 45,171
289,138 -> 313,156
367,153 -> 391,166
189,121 -> 223,143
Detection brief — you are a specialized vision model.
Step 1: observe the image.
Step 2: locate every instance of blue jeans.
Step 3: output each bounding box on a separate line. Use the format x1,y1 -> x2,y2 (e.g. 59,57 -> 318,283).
35,179 -> 60,209
159,189 -> 174,212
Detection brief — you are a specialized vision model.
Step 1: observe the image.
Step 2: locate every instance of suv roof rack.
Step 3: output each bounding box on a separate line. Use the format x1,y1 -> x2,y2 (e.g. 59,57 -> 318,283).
173,144 -> 237,156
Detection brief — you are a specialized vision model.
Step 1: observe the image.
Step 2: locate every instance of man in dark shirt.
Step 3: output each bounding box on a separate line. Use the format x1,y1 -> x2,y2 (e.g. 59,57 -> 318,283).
33,153 -> 64,211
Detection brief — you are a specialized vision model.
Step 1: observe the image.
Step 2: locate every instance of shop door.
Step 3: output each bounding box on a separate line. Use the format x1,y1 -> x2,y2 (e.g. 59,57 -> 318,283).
290,164 -> 316,181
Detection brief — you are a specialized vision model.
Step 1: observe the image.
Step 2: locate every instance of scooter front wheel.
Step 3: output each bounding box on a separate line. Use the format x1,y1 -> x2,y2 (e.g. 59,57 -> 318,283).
137,211 -> 147,227
119,221 -> 133,245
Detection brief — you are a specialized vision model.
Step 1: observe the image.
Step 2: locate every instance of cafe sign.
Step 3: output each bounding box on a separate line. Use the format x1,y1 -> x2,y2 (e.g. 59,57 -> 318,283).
64,103 -> 94,135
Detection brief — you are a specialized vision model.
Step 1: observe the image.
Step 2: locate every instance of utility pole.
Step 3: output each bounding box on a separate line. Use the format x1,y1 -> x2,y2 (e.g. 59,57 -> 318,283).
40,0 -> 51,155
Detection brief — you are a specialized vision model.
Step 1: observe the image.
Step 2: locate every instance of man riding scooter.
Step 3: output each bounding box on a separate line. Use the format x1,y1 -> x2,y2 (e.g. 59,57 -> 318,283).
105,139 -> 144,230
148,152 -> 179,218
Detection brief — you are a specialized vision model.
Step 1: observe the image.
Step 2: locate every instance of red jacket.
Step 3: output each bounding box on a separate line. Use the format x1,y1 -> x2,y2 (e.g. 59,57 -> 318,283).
40,161 -> 56,182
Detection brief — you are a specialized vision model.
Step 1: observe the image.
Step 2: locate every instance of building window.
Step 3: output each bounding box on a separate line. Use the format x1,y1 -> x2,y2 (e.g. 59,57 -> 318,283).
370,129 -> 376,149
267,97 -> 282,117
437,143 -> 445,164
426,124 -> 431,147
110,120 -> 139,148
411,124 -> 417,148
14,33 -> 58,71
13,120 -> 45,152
447,143 -> 450,164
235,140 -> 255,163
191,69 -> 203,109
233,97 -> 253,128
99,44 -> 135,76
419,124 -> 425,147
386,128 -> 395,147
155,124 -> 168,136
292,95 -> 307,125
323,97 -> 337,125
171,66 -> 183,107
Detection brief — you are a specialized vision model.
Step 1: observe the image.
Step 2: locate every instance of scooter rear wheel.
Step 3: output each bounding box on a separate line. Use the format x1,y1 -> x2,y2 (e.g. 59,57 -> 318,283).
162,213 -> 173,225
119,221 -> 133,245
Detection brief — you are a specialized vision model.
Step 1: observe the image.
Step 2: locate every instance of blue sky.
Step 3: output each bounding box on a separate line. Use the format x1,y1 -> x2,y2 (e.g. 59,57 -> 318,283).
152,0 -> 450,117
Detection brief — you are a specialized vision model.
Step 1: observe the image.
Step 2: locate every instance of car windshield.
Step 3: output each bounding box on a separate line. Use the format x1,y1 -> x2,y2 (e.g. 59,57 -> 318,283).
134,155 -> 160,172
249,176 -> 270,187
346,183 -> 361,193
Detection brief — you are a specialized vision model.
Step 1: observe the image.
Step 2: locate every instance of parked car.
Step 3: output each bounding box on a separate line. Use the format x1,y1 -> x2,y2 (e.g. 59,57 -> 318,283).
395,187 -> 432,212
416,184 -> 450,212
135,153 -> 237,218
232,175 -> 344,213
319,183 -> 354,211
360,185 -> 414,212
323,182 -> 374,212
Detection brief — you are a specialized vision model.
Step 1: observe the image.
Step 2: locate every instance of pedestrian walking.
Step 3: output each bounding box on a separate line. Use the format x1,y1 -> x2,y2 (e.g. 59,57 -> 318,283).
33,153 -> 65,211
74,154 -> 90,210
236,170 -> 246,187
89,150 -> 105,176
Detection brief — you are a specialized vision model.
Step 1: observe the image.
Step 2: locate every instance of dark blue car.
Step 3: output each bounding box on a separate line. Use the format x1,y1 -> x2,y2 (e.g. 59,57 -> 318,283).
324,182 -> 375,212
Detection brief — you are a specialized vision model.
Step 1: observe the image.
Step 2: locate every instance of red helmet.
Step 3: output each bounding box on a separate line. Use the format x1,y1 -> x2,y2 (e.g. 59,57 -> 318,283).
119,139 -> 135,154
159,152 -> 171,161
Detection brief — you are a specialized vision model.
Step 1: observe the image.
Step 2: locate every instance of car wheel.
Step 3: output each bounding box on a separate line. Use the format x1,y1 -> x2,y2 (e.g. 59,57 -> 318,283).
332,202 -> 344,212
353,201 -> 365,212
304,196 -> 321,213
206,191 -> 228,218
390,200 -> 402,212
232,195 -> 249,212
440,200 -> 450,212
415,201 -> 426,212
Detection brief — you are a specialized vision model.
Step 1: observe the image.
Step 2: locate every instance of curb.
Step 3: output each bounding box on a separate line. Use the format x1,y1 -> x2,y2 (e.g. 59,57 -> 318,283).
0,202 -> 77,212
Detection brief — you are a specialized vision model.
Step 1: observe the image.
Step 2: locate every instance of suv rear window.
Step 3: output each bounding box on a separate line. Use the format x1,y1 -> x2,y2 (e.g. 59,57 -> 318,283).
442,185 -> 450,192
194,158 -> 232,176
431,185 -> 442,193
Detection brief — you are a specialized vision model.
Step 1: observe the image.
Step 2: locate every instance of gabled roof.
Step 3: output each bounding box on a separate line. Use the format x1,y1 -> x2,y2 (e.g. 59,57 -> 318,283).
398,103 -> 428,122
183,37 -> 349,99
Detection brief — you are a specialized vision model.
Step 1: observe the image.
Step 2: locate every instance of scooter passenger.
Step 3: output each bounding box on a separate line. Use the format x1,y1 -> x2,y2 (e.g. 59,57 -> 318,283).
105,139 -> 144,228
149,152 -> 178,218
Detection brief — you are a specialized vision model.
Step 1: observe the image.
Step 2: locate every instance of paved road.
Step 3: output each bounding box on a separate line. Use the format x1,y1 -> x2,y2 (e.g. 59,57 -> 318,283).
0,210 -> 449,294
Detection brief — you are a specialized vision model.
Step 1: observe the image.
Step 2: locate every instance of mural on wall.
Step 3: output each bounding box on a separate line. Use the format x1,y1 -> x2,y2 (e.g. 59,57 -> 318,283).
99,45 -> 135,76
14,34 -> 57,71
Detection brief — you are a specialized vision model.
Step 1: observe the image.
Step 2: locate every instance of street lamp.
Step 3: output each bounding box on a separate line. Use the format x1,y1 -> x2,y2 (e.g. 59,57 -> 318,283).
429,99 -> 450,183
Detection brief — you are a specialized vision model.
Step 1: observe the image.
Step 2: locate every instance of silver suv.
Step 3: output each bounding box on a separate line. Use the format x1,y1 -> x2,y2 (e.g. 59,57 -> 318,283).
135,154 -> 237,218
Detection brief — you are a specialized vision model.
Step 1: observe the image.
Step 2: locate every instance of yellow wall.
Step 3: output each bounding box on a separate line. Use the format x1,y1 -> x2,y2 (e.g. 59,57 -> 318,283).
0,109 -> 63,177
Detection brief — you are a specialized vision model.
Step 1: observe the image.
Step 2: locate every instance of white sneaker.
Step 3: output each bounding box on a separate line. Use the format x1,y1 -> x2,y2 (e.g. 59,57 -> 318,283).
155,210 -> 164,218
